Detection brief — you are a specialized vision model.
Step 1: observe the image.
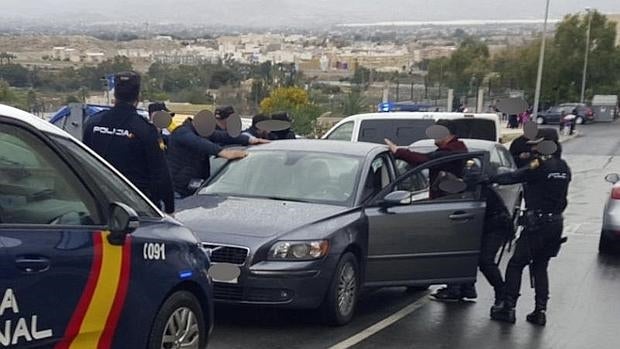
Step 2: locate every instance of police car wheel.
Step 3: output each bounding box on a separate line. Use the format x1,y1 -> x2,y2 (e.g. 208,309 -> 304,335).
320,252 -> 359,326
148,291 -> 206,349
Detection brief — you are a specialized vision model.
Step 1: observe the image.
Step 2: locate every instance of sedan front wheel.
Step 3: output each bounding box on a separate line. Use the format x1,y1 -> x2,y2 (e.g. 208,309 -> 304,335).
320,252 -> 359,326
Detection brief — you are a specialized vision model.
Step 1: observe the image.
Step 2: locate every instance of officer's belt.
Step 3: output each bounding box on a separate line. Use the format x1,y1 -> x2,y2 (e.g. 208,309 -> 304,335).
527,211 -> 562,218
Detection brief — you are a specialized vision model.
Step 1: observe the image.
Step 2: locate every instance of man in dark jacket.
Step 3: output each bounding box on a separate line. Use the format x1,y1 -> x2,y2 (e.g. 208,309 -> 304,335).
167,118 -> 247,198
83,71 -> 175,214
148,102 -> 174,150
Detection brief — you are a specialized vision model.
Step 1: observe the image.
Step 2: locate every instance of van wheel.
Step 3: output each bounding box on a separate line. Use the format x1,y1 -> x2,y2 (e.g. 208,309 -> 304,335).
320,252 -> 359,326
148,291 -> 206,349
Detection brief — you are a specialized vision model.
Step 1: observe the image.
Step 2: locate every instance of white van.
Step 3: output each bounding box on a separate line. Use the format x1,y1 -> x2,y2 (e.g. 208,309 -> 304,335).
322,112 -> 502,145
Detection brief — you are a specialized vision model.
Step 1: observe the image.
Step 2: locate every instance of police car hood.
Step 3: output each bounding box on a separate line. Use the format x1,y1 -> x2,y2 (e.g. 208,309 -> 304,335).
175,195 -> 348,240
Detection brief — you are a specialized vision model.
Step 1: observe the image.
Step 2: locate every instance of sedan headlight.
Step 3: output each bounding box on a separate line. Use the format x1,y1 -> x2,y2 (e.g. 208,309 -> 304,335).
269,240 -> 330,261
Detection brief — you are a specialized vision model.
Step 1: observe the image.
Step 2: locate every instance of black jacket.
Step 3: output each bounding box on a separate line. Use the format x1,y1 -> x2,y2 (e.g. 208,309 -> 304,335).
83,104 -> 175,213
211,126 -> 252,146
491,156 -> 571,214
167,119 -> 224,197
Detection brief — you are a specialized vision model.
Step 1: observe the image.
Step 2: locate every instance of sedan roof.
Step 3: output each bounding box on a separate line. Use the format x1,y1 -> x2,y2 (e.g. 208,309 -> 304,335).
250,139 -> 387,157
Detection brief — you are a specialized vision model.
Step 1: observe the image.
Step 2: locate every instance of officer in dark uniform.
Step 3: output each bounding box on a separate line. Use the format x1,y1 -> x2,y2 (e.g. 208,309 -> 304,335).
148,102 -> 174,150
243,114 -> 276,139
212,105 -> 268,146
509,134 -> 533,168
167,118 -> 247,198
270,112 -> 297,140
489,128 -> 570,326
83,71 -> 175,214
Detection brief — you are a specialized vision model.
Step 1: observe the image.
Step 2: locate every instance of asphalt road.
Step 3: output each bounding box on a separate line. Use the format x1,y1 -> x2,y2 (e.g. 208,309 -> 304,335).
209,121 -> 620,349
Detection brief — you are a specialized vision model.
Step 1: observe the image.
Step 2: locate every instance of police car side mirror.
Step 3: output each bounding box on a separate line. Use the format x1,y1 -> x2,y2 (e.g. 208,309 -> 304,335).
108,202 -> 140,245
605,173 -> 620,184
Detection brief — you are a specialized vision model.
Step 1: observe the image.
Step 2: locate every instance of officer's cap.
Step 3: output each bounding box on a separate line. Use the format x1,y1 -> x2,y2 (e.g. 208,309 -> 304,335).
527,128 -> 559,144
272,112 -> 291,122
149,102 -> 174,116
215,106 -> 235,120
252,114 -> 269,127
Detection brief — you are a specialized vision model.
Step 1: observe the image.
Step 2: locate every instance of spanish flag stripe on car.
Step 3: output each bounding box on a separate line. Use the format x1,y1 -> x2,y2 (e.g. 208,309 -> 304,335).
54,231 -> 132,349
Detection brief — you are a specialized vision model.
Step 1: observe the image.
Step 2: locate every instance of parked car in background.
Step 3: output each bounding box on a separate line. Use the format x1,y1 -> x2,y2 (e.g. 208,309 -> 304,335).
176,140 -> 490,325
536,103 -> 595,125
600,173 -> 620,254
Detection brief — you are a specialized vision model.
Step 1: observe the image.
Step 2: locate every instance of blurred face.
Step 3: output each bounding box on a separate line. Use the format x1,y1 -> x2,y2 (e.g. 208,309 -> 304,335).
435,134 -> 454,147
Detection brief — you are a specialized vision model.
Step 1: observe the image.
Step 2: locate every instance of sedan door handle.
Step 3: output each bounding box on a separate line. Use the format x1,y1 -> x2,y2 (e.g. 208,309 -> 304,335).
15,257 -> 50,273
449,212 -> 475,221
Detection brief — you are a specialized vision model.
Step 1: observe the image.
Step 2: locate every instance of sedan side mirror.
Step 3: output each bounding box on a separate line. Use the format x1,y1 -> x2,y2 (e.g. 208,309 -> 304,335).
605,173 -> 620,184
382,190 -> 413,207
108,202 -> 140,245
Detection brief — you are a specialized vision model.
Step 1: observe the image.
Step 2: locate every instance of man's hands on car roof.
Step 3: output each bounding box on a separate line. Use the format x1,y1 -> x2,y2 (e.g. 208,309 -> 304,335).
218,149 -> 248,160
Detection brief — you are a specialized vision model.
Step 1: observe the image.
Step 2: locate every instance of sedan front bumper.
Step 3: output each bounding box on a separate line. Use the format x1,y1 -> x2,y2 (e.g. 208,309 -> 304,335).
212,255 -> 340,309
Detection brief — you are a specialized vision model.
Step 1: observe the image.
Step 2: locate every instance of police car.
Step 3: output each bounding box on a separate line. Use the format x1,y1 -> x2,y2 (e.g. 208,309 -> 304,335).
0,104 -> 213,348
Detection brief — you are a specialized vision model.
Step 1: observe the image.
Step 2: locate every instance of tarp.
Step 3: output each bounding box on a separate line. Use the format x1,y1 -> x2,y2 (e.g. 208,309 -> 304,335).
49,104 -> 149,126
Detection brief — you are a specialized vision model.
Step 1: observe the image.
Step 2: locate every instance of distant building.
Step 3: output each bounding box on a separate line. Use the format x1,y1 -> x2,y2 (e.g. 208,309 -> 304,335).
608,14 -> 620,47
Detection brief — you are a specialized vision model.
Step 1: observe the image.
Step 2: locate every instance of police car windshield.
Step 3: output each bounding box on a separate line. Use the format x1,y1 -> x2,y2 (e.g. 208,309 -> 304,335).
200,150 -> 362,206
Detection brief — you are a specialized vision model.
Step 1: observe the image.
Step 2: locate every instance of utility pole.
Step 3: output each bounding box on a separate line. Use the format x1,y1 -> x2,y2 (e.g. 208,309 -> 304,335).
532,0 -> 551,119
580,7 -> 593,103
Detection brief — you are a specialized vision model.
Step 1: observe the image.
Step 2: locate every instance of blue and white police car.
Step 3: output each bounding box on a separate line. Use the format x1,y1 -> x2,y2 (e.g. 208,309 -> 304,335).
0,104 -> 213,348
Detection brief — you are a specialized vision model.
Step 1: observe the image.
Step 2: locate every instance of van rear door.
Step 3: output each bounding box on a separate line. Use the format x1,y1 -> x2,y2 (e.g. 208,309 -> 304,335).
448,118 -> 498,142
358,119 -> 434,146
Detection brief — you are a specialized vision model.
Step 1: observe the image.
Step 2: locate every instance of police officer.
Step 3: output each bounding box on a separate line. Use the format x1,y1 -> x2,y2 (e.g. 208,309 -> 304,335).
490,128 -> 570,326
509,134 -> 533,168
212,105 -> 269,146
83,71 -> 175,214
148,102 -> 174,149
167,117 -> 248,198
270,112 -> 297,140
243,113 -> 275,139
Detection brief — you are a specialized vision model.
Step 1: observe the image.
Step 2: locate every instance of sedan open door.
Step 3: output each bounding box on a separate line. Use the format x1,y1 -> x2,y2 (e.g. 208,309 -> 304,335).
364,152 -> 488,287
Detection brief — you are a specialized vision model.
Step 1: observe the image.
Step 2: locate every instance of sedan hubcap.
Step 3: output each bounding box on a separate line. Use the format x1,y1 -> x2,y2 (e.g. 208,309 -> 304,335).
337,263 -> 357,316
161,307 -> 200,349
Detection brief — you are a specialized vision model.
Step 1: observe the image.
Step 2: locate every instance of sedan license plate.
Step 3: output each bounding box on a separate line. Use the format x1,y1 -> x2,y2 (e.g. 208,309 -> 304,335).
208,263 -> 241,284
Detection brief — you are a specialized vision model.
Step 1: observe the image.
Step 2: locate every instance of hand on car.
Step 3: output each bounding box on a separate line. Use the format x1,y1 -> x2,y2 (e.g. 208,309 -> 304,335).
384,138 -> 398,154
249,137 -> 270,145
218,149 -> 248,160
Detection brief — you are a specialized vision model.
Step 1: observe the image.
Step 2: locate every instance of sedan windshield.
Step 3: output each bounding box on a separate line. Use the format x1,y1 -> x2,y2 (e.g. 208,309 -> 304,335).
200,150 -> 362,206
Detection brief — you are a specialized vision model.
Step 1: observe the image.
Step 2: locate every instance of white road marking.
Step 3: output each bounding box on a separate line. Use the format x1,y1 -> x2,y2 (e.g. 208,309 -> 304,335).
564,223 -> 582,235
328,295 -> 430,349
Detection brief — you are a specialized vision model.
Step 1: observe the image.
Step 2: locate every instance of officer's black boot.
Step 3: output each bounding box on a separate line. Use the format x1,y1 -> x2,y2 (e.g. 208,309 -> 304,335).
491,299 -> 516,324
491,288 -> 504,312
526,307 -> 547,326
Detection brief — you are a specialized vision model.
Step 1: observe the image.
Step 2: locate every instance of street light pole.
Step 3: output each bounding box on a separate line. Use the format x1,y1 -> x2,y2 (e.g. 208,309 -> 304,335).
580,8 -> 593,103
532,0 -> 551,120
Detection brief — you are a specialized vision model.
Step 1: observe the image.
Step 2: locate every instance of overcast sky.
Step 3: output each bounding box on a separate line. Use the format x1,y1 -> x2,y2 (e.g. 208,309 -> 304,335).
4,0 -> 620,27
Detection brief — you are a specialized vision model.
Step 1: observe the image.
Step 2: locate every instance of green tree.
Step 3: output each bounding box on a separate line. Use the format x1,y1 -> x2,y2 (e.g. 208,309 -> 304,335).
260,87 -> 321,135
342,88 -> 368,116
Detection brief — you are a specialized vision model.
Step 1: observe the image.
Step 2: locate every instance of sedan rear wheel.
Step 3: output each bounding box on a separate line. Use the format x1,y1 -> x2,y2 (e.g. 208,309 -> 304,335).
599,233 -> 616,254
321,252 -> 359,326
148,291 -> 206,349
536,117 -> 545,125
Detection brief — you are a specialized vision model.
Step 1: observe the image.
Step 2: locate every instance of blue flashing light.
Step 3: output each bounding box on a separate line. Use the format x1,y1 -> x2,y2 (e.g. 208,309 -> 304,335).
179,271 -> 193,279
